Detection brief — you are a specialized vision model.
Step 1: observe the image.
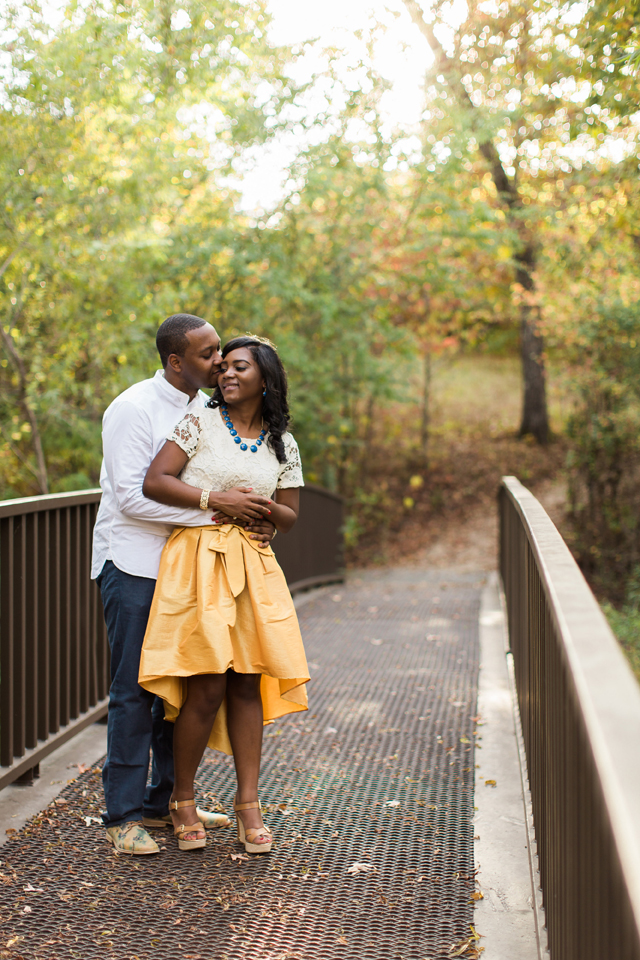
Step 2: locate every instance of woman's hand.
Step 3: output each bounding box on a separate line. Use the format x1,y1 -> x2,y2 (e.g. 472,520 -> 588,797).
209,487 -> 272,522
212,489 -> 299,534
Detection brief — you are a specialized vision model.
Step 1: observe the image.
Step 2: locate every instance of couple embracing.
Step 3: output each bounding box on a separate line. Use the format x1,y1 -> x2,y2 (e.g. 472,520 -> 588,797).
91,314 -> 309,856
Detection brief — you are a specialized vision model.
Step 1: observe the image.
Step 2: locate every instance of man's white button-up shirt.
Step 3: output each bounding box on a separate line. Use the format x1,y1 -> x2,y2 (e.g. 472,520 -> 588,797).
91,370 -> 210,580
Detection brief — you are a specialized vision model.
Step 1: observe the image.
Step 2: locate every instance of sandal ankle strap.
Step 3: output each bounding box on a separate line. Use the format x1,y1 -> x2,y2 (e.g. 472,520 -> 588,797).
170,798 -> 197,811
234,799 -> 262,812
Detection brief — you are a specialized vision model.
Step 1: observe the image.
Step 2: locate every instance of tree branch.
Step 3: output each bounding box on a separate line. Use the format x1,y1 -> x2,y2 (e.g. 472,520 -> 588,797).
0,236 -> 32,282
0,312 -> 49,494
402,0 -> 520,209
0,421 -> 43,482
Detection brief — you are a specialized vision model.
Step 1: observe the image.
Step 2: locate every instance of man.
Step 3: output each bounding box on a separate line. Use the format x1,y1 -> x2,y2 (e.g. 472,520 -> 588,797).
91,313 -> 273,855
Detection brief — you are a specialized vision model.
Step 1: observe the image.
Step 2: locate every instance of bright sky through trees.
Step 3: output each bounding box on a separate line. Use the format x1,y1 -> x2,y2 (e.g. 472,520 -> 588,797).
238,0 -> 437,210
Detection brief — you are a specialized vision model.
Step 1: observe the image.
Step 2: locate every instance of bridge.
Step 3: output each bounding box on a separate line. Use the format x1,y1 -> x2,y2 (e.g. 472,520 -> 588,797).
1,478 -> 639,960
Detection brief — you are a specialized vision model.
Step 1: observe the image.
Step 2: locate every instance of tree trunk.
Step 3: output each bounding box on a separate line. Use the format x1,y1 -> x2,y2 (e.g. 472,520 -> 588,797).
0,319 -> 49,494
515,255 -> 549,444
519,305 -> 548,442
402,0 -> 550,443
421,349 -> 431,455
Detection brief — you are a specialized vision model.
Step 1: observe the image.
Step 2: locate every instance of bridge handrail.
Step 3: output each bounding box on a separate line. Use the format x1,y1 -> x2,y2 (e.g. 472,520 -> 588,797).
0,485 -> 344,789
499,476 -> 640,960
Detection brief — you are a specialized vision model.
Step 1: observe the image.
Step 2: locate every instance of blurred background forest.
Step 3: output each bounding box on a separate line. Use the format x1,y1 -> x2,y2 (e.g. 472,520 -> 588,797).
2,0 -> 640,631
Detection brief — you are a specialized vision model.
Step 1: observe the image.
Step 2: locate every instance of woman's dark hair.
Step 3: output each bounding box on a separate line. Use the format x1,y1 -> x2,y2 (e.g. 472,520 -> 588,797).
207,336 -> 290,464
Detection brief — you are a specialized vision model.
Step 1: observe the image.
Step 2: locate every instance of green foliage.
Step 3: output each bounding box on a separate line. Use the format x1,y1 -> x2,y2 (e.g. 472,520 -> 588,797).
3,0 -> 640,577
567,0 -> 640,115
601,566 -> 640,682
0,0 -> 295,495
566,304 -> 640,598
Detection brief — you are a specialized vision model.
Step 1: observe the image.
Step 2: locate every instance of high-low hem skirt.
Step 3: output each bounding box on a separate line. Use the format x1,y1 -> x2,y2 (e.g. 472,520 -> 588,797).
138,524 -> 309,755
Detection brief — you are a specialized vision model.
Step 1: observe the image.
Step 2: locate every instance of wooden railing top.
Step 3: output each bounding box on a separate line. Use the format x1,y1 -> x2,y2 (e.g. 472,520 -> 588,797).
501,475 -> 640,925
0,481 -> 343,520
0,489 -> 102,518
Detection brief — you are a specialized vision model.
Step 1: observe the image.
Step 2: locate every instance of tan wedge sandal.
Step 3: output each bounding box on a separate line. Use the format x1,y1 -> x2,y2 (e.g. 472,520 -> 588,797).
170,798 -> 206,851
234,798 -> 273,854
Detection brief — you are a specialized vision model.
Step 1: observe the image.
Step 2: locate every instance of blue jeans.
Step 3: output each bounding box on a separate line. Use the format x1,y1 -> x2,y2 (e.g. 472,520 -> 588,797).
97,560 -> 174,828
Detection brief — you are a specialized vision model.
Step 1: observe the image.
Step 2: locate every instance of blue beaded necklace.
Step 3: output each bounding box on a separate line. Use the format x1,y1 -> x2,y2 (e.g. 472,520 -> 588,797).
221,404 -> 267,453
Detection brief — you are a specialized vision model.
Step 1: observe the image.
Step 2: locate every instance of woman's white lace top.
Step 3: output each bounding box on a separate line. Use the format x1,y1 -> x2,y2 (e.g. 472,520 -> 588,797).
168,407 -> 304,497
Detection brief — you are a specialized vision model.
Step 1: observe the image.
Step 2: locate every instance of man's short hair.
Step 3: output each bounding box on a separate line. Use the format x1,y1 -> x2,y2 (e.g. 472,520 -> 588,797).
156,314 -> 207,368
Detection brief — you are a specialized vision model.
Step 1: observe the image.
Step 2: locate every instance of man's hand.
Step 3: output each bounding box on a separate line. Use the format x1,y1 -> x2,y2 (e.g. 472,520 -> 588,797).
211,512 -> 276,548
244,517 -> 276,548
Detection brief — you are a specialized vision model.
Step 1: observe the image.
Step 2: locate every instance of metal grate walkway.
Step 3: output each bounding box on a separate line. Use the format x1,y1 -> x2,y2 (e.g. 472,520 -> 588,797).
0,570 -> 482,960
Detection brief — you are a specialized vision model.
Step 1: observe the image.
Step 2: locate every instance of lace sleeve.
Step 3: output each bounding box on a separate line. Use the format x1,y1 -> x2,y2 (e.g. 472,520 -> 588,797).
277,432 -> 304,488
168,412 -> 202,459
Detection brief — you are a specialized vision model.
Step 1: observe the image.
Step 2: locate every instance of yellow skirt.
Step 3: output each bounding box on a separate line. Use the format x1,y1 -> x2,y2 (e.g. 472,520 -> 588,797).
138,524 -> 309,755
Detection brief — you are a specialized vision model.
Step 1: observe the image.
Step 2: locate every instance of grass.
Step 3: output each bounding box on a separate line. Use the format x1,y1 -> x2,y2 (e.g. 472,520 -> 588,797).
601,602 -> 640,684
346,350 -> 571,566
428,353 -> 576,438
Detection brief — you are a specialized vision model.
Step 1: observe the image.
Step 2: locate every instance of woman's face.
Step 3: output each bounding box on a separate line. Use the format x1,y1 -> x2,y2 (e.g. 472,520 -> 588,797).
218,347 -> 264,405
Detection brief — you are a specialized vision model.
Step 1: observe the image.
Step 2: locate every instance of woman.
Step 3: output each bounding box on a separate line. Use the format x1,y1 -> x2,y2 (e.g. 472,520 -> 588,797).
138,336 -> 308,854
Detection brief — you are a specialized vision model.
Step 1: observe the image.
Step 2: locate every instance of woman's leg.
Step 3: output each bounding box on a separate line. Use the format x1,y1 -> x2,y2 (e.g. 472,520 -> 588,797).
226,671 -> 271,844
171,673 -> 227,840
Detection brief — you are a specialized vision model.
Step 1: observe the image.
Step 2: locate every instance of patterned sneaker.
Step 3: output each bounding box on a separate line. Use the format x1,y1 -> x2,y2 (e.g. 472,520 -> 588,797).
143,808 -> 231,830
106,821 -> 160,855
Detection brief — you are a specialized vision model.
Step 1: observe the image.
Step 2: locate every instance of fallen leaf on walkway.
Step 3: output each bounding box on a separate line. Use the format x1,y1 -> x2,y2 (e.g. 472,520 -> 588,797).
229,853 -> 249,862
385,800 -> 400,807
448,925 -> 484,957
24,884 -> 43,892
484,780 -> 497,788
336,935 -> 348,945
82,816 -> 102,826
470,891 -> 484,901
346,863 -> 376,874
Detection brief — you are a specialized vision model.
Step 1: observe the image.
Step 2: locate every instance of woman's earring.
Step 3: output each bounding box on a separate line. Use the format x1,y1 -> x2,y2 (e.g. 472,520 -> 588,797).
263,388 -> 267,397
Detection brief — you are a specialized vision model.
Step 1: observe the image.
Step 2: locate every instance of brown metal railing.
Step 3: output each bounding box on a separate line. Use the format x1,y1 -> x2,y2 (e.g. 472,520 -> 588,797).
0,484 -> 344,790
273,482 -> 344,593
0,491 -> 109,790
499,476 -> 640,960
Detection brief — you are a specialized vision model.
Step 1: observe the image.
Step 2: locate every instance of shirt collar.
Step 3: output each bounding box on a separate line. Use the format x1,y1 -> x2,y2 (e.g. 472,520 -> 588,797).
153,369 -> 199,408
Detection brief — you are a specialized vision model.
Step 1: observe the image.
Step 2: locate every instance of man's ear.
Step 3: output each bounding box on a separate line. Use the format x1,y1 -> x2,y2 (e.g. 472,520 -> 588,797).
167,354 -> 182,374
